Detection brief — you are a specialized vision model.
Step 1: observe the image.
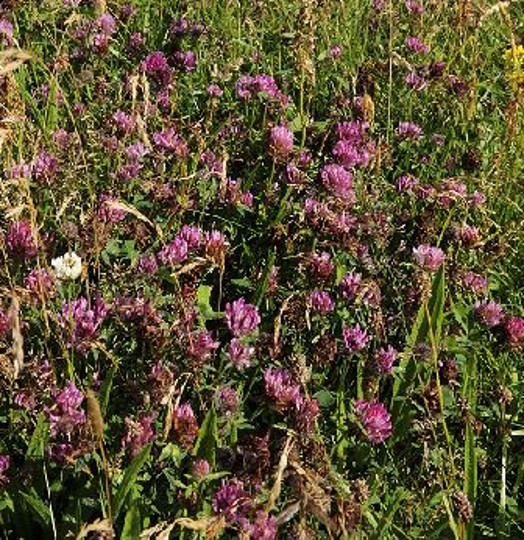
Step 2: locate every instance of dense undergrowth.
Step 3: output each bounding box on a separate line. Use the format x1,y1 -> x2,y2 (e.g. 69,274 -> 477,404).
1,0 -> 524,538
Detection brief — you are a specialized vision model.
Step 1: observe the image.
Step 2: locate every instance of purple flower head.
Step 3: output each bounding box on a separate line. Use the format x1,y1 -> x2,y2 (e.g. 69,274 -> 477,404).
405,36 -> 429,54
284,164 -> 305,184
336,120 -> 369,143
374,346 -> 397,374
52,129 -> 70,149
506,316 -> 524,349
47,442 -> 75,464
309,251 -> 335,279
173,403 -> 199,449
25,268 -> 54,300
120,4 -> 137,20
174,50 -> 197,72
157,236 -> 188,266
308,290 -> 335,314
297,149 -> 313,168
405,0 -> 424,14
97,14 -> 116,35
141,51 -> 172,87
269,125 -> 294,160
128,32 -> 144,52
474,300 -> 504,327
246,511 -> 278,539
92,33 -> 110,54
413,244 -> 445,273
343,324 -> 369,352
136,253 -> 158,275
7,220 -> 38,261
152,127 -> 189,156
236,74 -> 288,105
117,163 -> 142,181
204,230 -> 228,263
227,338 -> 254,370
0,19 -> 13,38
46,382 -> 86,437
122,414 -> 155,458
125,141 -> 149,163
469,190 -> 486,207
33,150 -> 58,182
0,455 -> 10,486
332,139 -> 371,169
329,45 -> 343,59
218,386 -> 239,415
97,194 -> 127,223
447,75 -> 468,97
0,310 -> 9,339
207,83 -> 223,97
459,224 -> 481,246
294,396 -> 320,434
462,272 -> 488,294
395,121 -> 423,140
397,175 -> 419,192
405,71 -> 426,91
212,480 -> 252,523
58,295 -> 108,353
112,110 -> 136,136
187,330 -> 219,362
7,162 -> 32,179
321,163 -> 354,200
225,298 -> 260,337
355,399 -> 392,444
192,459 -> 211,480
179,225 -> 202,250
339,271 -> 362,300
263,368 -> 301,411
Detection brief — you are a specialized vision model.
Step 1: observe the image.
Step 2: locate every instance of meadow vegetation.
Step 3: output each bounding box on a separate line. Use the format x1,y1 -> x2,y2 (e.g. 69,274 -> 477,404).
1,0 -> 524,537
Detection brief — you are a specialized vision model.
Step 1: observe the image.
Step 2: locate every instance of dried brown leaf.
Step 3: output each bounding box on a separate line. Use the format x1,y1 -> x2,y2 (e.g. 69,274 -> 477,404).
0,49 -> 33,75
76,518 -> 114,539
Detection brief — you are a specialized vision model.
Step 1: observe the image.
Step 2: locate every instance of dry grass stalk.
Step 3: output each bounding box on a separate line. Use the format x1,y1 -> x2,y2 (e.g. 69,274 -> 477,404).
0,49 -> 33,76
295,0 -> 317,86
266,435 -> 295,511
8,295 -> 23,380
86,389 -> 105,442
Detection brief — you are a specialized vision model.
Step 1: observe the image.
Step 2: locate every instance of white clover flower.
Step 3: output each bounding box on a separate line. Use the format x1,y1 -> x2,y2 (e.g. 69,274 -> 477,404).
51,252 -> 83,281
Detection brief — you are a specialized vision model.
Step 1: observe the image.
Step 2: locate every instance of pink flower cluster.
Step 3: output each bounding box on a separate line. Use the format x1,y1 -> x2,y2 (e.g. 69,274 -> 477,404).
413,244 -> 445,272
308,290 -> 335,314
173,402 -> 199,449
122,414 -> 156,458
332,120 -> 374,169
343,324 -> 369,352
269,125 -> 294,160
58,295 -> 109,353
236,74 -> 289,106
355,399 -> 392,444
46,382 -> 86,437
225,298 -> 260,337
6,220 -> 38,262
320,163 -> 355,201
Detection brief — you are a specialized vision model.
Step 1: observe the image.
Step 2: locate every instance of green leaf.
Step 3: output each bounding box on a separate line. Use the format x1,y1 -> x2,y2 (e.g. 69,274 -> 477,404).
193,406 -> 218,467
196,285 -> 222,320
464,422 -> 477,539
313,389 -> 335,408
392,267 -> 446,424
114,443 -> 152,520
122,497 -> 142,540
19,489 -> 50,526
26,414 -> 48,460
